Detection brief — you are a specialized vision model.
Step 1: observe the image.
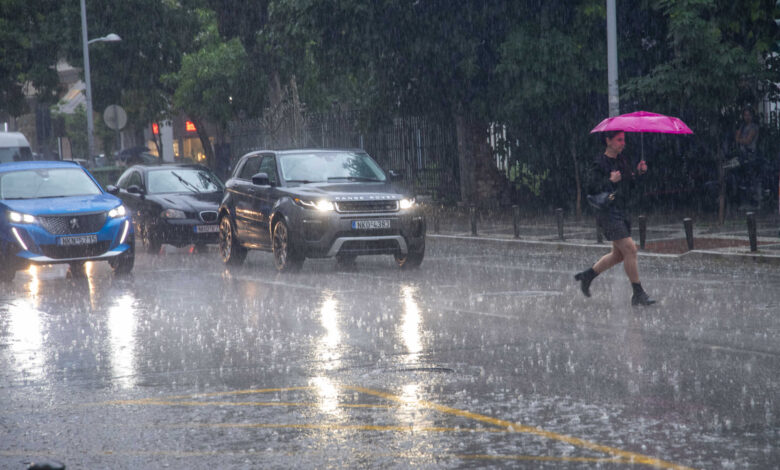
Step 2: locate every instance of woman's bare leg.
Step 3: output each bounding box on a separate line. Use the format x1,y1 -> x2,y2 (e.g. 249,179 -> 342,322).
592,243 -> 624,274
613,237 -> 640,283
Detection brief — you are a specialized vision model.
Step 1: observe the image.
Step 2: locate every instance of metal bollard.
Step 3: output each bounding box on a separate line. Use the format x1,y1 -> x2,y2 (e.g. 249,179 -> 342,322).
470,205 -> 477,236
747,212 -> 757,252
596,220 -> 603,244
683,218 -> 694,251
556,208 -> 564,240
433,205 -> 440,234
638,215 -> 647,250
512,205 -> 520,238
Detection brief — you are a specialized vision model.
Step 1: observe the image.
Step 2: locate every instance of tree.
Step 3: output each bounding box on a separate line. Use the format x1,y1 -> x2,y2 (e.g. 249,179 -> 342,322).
57,0 -> 204,148
0,0 -> 65,116
164,9 -> 248,168
495,1 -> 609,216
624,0 -> 779,222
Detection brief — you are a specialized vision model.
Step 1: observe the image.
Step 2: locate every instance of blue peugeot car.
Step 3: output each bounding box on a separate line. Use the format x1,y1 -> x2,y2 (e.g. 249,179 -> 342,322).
0,160 -> 134,282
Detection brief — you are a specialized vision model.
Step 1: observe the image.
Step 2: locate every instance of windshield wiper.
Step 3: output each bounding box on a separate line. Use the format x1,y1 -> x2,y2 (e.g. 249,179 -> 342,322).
170,171 -> 201,193
327,176 -> 383,182
286,179 -> 320,184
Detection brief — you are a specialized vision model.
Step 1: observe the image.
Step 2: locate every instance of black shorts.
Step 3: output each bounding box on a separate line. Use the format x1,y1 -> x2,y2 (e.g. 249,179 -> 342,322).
596,209 -> 631,241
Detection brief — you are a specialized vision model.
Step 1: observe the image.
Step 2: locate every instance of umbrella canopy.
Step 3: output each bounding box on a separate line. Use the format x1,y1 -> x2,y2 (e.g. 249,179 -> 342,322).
590,111 -> 693,135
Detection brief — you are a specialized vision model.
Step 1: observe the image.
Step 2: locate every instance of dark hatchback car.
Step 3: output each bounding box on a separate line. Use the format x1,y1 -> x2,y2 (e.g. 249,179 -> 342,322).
218,149 -> 426,271
112,164 -> 224,253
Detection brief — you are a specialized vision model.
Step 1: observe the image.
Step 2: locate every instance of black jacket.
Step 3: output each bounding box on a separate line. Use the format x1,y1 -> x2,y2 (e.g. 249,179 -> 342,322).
586,153 -> 641,211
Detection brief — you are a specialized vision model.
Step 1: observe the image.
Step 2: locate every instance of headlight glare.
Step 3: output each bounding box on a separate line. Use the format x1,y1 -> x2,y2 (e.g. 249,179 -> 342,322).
161,208 -> 186,219
399,198 -> 415,210
8,211 -> 35,223
108,205 -> 127,218
294,198 -> 334,211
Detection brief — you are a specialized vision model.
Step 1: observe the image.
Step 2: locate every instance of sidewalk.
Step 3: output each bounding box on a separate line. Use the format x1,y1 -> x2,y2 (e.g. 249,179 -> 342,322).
423,205 -> 780,265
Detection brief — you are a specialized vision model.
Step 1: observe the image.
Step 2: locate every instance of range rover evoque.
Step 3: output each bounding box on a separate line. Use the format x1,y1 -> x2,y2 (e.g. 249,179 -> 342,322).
218,149 -> 425,271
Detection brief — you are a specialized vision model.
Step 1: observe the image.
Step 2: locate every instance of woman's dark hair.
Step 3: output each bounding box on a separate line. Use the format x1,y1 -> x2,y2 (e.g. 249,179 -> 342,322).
604,130 -> 624,141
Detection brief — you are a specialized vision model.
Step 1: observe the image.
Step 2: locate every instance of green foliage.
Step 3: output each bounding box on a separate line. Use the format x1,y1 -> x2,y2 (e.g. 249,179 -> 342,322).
0,0 -> 65,115
164,10 -> 249,129
54,105 -> 114,159
509,162 -> 550,197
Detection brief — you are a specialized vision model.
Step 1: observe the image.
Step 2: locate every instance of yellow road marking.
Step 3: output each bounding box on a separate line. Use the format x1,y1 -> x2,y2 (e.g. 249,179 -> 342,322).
170,422 -> 506,433
101,385 -> 697,470
347,386 -> 696,470
106,400 -> 396,409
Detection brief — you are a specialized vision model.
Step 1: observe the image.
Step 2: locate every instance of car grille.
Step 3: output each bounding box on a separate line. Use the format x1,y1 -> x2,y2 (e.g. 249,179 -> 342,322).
39,241 -> 110,259
37,213 -> 107,235
200,211 -> 218,223
338,239 -> 400,254
335,200 -> 398,213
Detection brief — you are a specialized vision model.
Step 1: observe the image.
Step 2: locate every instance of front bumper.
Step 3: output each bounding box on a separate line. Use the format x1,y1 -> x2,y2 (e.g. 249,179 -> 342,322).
4,218 -> 133,266
291,208 -> 426,258
147,218 -> 220,246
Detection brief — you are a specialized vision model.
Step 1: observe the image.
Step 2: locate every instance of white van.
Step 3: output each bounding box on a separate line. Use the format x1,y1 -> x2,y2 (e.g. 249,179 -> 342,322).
0,132 -> 33,164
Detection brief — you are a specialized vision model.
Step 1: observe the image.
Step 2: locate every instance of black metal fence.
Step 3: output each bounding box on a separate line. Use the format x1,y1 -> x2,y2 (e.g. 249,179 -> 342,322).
227,111 -> 460,201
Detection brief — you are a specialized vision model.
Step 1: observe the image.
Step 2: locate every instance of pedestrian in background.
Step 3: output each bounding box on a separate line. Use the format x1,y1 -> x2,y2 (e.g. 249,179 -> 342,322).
734,107 -> 763,208
575,130 -> 656,306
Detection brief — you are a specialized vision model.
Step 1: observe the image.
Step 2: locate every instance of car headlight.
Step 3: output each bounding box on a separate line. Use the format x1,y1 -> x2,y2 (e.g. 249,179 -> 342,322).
294,198 -> 334,211
161,208 -> 187,219
399,198 -> 415,210
7,211 -> 36,224
108,205 -> 127,218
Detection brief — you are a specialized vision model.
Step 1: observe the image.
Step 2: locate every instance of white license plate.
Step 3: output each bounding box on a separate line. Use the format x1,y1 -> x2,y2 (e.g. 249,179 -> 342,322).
352,219 -> 391,230
195,224 -> 219,233
58,234 -> 98,246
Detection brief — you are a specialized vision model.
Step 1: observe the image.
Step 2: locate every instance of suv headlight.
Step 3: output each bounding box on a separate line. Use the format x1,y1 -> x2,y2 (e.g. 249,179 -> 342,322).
161,208 -> 186,219
399,198 -> 415,210
294,198 -> 334,211
108,205 -> 127,218
7,211 -> 36,223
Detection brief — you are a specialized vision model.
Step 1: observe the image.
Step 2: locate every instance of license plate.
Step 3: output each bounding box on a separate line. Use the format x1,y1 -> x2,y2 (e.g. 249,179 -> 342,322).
352,219 -> 391,230
58,234 -> 97,246
195,224 -> 219,233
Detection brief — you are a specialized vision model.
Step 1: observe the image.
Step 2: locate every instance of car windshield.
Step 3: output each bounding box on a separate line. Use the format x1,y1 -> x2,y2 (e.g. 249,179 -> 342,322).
0,167 -> 102,200
279,152 -> 386,183
147,168 -> 224,194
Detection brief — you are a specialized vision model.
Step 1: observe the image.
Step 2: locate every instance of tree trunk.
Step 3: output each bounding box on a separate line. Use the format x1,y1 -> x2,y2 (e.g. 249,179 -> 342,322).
454,113 -> 504,207
571,139 -> 582,220
191,117 -> 214,169
454,113 -> 476,205
717,142 -> 726,225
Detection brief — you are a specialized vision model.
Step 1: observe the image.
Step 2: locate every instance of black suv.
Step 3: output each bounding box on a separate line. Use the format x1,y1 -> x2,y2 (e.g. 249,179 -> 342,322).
218,149 -> 425,271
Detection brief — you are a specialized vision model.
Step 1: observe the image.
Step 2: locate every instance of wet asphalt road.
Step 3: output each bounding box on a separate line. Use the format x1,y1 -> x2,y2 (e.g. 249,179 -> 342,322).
1,237 -> 778,469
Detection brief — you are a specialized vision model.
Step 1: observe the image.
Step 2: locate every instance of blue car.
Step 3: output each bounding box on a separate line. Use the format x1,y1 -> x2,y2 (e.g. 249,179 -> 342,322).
0,160 -> 134,282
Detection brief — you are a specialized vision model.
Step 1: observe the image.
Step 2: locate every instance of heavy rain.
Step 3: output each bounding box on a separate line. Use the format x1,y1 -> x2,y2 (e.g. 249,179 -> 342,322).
2,1 -> 780,469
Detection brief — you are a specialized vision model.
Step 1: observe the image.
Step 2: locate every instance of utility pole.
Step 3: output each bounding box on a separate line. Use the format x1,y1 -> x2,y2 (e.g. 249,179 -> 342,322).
607,0 -> 619,117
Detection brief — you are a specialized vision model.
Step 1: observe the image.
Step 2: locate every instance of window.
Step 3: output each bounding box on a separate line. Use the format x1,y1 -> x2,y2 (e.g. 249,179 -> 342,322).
238,156 -> 262,180
258,156 -> 278,185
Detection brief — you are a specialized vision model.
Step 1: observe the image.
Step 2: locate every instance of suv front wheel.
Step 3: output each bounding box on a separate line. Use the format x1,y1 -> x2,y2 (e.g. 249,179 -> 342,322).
219,215 -> 247,265
272,220 -> 304,272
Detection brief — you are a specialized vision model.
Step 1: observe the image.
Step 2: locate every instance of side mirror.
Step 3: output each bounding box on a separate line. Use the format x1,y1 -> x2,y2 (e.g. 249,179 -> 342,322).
127,185 -> 145,198
105,185 -> 119,195
388,169 -> 404,182
252,172 -> 271,186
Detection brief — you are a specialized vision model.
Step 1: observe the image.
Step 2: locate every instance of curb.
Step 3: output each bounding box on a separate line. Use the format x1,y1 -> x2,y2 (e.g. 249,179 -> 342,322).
428,233 -> 780,265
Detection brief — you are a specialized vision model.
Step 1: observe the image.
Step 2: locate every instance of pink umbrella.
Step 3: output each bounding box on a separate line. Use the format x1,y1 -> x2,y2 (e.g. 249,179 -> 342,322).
590,111 -> 693,134
590,111 -> 693,161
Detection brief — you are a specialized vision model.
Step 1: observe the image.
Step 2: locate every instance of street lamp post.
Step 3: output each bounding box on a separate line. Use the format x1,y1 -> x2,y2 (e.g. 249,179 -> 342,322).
80,0 -> 120,160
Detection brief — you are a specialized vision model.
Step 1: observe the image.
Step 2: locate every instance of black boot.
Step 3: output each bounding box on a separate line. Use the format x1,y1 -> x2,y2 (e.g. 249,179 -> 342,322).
631,282 -> 656,306
574,268 -> 598,297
